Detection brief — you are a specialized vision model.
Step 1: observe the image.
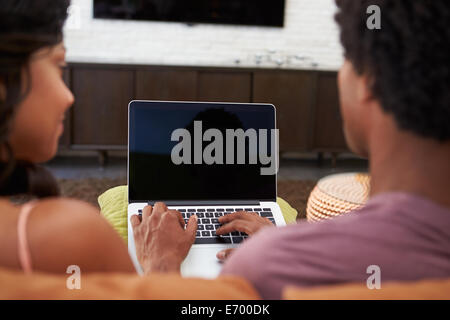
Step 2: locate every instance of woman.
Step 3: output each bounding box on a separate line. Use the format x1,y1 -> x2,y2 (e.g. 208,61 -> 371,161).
0,1 -> 141,274
0,0 -> 271,275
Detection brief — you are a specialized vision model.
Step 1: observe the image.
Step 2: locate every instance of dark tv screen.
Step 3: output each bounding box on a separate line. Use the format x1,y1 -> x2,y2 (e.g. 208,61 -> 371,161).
93,0 -> 285,27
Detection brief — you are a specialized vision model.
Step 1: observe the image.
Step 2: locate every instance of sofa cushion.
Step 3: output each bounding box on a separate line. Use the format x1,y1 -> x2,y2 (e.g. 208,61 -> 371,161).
282,278 -> 450,300
0,267 -> 260,300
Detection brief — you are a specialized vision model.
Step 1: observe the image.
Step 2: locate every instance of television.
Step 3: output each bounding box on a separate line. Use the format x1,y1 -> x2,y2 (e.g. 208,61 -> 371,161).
93,0 -> 286,27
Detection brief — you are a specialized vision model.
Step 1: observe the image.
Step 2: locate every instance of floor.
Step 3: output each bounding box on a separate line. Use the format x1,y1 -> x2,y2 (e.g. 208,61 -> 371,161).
44,153 -> 369,182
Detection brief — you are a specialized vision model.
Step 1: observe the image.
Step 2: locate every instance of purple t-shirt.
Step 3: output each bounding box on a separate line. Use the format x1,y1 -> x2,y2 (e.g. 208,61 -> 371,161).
220,192 -> 450,299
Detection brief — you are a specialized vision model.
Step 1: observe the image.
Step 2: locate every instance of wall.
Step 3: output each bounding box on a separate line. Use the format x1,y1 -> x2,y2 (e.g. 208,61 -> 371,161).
64,0 -> 343,70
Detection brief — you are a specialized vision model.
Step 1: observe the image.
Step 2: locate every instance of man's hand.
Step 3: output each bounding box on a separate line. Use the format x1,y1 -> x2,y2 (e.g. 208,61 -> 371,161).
130,202 -> 197,274
215,211 -> 274,261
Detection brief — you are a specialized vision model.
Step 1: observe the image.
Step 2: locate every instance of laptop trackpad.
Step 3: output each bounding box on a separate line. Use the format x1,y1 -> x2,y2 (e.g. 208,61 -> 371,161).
180,245 -> 236,279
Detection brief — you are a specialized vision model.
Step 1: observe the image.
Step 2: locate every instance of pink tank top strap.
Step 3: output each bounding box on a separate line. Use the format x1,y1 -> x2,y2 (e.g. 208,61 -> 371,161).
17,200 -> 37,274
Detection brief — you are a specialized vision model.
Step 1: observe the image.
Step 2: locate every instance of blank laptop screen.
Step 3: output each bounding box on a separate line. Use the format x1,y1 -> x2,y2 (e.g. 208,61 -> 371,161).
128,101 -> 277,202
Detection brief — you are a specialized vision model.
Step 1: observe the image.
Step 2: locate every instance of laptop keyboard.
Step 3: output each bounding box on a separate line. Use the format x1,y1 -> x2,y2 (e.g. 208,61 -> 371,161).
137,207 -> 275,245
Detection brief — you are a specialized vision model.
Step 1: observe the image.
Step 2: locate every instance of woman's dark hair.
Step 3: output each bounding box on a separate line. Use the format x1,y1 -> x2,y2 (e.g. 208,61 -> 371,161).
335,0 -> 450,141
0,0 -> 71,198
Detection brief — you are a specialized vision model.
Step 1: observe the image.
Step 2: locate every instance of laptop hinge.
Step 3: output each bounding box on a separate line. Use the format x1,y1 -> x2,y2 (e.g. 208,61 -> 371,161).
143,200 -> 262,206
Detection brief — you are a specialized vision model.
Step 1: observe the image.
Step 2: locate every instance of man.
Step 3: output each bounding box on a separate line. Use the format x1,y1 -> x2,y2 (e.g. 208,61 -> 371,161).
131,0 -> 450,298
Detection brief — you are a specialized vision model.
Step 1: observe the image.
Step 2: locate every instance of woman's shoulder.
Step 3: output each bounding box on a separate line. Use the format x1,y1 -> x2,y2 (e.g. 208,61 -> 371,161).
0,197 -> 97,225
30,197 -> 99,217
0,197 -> 101,231
21,197 -> 133,273
21,197 -> 106,238
0,197 -> 101,271
27,197 -> 117,246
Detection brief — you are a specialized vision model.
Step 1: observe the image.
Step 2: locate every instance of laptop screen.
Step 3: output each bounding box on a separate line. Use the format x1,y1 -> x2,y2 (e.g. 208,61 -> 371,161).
128,101 -> 277,203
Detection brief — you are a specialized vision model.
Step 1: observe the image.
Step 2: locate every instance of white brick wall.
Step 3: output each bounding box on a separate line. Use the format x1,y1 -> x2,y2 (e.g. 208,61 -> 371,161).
64,0 -> 343,71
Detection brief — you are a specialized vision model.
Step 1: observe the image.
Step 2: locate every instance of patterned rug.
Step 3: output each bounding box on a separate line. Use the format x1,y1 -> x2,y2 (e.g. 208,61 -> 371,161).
57,178 -> 316,220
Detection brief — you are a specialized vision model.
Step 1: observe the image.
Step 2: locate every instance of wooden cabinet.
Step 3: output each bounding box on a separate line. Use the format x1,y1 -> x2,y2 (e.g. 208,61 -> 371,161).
312,72 -> 347,151
135,70 -> 197,101
197,72 -> 252,102
61,63 -> 348,155
72,67 -> 134,146
253,71 -> 315,152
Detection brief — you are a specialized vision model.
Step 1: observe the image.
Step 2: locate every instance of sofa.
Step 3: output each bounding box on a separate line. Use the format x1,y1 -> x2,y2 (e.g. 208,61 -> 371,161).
1,266 -> 449,299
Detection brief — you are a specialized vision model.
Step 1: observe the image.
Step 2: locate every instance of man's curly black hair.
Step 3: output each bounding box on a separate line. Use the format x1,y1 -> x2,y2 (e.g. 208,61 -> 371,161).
335,0 -> 450,141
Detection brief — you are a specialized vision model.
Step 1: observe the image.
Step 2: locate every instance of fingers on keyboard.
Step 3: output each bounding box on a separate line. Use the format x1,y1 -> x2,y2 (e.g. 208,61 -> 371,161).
174,207 -> 273,244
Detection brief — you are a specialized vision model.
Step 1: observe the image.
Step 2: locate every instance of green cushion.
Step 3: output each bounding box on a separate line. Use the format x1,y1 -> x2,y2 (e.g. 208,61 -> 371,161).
98,185 -> 298,243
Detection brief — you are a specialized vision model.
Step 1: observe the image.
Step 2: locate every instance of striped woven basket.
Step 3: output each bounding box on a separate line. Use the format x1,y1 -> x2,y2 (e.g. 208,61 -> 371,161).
306,173 -> 370,222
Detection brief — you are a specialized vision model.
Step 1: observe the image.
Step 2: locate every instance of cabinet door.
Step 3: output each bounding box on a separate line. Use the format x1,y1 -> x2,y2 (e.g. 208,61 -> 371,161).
197,72 -> 252,102
313,73 -> 348,151
72,68 -> 134,146
135,70 -> 197,101
253,72 -> 315,152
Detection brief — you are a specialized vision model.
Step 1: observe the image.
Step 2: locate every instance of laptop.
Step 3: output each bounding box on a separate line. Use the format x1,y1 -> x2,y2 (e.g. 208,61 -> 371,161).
127,100 -> 286,278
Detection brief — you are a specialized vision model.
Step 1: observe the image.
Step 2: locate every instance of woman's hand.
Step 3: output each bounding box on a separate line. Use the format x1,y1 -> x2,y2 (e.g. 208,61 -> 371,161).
130,202 -> 197,274
215,211 -> 274,261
